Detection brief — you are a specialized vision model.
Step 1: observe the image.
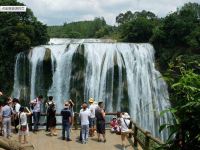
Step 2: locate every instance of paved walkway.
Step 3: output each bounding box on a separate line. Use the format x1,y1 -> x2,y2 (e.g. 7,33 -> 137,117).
11,129 -> 140,150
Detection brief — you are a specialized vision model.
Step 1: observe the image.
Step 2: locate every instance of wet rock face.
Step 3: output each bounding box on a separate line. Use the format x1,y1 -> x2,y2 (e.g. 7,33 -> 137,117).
69,45 -> 86,109
43,48 -> 53,96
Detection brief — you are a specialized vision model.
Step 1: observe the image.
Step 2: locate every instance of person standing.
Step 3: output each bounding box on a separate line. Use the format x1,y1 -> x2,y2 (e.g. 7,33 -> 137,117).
61,102 -> 72,141
1,97 -> 13,138
95,101 -> 106,142
13,98 -> 21,133
45,96 -> 55,132
18,106 -> 32,144
79,103 -> 91,144
119,112 -> 131,150
88,98 -> 96,137
46,96 -> 57,136
68,99 -> 74,126
30,95 -> 43,132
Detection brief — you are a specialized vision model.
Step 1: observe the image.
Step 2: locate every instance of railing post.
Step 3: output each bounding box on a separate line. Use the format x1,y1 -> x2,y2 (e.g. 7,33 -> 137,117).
128,120 -> 133,138
74,112 -> 78,130
144,131 -> 151,150
133,124 -> 138,148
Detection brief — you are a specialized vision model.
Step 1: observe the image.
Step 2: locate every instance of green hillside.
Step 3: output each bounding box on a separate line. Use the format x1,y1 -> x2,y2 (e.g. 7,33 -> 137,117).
48,17 -> 114,38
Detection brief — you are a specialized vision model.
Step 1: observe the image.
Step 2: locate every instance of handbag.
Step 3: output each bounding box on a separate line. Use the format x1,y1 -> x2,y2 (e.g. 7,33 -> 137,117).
20,125 -> 27,131
19,112 -> 27,131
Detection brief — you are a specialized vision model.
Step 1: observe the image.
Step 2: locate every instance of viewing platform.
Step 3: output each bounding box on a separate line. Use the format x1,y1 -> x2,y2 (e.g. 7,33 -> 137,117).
0,112 -> 164,150
10,129 -> 140,150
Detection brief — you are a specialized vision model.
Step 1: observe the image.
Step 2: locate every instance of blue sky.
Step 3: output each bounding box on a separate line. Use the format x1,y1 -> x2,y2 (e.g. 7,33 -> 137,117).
18,0 -> 200,25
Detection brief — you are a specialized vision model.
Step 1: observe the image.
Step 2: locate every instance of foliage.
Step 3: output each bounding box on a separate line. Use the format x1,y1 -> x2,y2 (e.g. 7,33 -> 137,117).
48,17 -> 111,38
116,10 -> 157,25
161,70 -> 200,149
116,10 -> 159,42
159,55 -> 200,149
0,0 -> 49,94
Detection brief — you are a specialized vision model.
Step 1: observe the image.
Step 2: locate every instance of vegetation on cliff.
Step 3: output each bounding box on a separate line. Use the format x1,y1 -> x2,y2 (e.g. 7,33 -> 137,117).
0,0 -> 49,93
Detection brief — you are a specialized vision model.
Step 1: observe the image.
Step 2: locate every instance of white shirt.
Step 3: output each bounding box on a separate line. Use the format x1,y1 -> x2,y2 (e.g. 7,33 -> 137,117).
31,98 -> 41,112
15,103 -> 21,113
120,118 -> 130,132
89,104 -> 97,118
19,112 -> 27,126
79,109 -> 91,125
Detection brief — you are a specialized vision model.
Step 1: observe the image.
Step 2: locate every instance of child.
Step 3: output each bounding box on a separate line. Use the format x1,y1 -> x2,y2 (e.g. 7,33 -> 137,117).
18,106 -> 31,144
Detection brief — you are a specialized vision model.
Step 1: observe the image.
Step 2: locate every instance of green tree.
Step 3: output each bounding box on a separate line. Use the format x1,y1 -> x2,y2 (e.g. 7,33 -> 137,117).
116,10 -> 158,42
0,0 -> 49,94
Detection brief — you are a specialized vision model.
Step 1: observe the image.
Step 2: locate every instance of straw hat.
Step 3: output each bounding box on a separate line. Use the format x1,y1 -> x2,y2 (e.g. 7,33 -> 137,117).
88,98 -> 94,103
122,112 -> 130,119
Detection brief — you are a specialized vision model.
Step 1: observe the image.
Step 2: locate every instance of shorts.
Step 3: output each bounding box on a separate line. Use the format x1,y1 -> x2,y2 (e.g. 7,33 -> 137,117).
89,118 -> 96,128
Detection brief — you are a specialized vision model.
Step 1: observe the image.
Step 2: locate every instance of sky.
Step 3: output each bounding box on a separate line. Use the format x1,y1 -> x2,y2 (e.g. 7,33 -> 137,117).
18,0 -> 200,26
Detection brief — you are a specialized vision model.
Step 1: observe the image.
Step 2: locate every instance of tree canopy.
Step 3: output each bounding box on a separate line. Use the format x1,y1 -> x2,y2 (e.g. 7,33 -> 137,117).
48,17 -> 113,38
0,0 -> 49,93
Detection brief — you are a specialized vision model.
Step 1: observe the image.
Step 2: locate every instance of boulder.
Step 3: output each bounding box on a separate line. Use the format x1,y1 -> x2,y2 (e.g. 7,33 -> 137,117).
0,137 -> 34,150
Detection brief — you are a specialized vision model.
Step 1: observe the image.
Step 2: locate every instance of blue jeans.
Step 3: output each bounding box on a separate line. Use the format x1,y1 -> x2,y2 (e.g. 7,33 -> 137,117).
3,117 -> 11,138
62,121 -> 71,140
33,112 -> 40,131
81,124 -> 89,142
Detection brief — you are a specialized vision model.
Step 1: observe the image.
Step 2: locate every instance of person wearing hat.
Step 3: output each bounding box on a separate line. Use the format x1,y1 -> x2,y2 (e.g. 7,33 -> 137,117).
1,97 -> 13,138
12,98 -> 21,133
61,102 -> 72,141
119,112 -> 131,150
110,116 -> 119,133
88,98 -> 96,137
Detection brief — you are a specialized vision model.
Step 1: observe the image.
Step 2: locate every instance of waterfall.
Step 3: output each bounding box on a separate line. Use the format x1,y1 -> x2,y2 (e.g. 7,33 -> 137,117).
12,38 -> 171,140
12,52 -> 28,99
29,47 -> 46,100
47,43 -> 79,110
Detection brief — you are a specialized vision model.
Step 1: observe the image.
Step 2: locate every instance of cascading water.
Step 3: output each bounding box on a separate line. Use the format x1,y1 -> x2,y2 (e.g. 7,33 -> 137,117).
29,47 -> 46,100
12,38 -> 171,140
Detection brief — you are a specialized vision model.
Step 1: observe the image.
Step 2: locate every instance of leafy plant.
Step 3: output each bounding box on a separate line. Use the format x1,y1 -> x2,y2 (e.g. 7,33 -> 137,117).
160,68 -> 200,149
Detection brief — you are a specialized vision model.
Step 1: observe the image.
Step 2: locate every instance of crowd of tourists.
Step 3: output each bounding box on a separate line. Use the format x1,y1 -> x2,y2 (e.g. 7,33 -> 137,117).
0,91 -> 132,149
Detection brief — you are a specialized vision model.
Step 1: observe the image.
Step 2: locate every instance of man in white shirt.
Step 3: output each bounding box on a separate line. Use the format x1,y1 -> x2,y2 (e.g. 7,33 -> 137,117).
30,95 -> 43,132
79,103 -> 91,144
